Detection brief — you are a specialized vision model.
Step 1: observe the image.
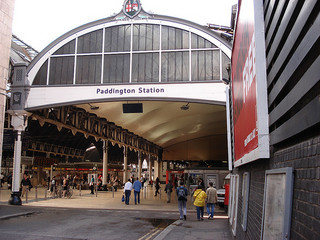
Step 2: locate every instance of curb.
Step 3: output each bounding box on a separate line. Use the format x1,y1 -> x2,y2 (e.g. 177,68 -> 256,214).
0,211 -> 35,220
153,220 -> 182,240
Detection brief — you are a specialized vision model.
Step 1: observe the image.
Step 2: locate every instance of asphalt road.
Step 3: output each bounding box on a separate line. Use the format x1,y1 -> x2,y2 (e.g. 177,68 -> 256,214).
0,206 -> 176,240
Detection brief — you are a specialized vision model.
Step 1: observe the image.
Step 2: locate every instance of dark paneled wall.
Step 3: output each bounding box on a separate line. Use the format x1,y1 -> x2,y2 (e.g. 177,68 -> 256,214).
234,1 -> 320,239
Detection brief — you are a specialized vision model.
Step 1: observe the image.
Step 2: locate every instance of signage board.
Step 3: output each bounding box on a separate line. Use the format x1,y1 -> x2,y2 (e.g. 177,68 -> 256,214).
26,83 -> 226,109
231,0 -> 269,167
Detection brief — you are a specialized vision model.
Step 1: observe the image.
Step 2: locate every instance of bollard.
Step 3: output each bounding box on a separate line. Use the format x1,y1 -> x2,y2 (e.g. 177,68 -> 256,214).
35,186 -> 38,202
45,187 -> 47,199
95,184 -> 98,197
144,186 -> 147,199
79,184 -> 81,196
112,186 -> 114,198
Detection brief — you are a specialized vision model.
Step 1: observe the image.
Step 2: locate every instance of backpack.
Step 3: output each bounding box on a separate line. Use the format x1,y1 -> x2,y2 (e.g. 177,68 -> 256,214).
177,187 -> 187,200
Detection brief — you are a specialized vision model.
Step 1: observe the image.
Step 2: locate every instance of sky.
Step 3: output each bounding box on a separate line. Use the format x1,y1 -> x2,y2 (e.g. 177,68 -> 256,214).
12,0 -> 237,52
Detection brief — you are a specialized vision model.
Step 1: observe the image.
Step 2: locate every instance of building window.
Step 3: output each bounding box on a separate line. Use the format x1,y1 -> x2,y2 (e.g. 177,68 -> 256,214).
32,23 -> 230,86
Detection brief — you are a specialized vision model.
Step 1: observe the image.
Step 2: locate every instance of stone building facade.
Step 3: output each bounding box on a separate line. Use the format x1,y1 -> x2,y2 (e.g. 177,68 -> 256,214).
0,0 -> 15,172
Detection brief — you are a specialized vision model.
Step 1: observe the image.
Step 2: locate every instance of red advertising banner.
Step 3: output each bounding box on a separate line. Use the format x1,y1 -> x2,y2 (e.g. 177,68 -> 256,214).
231,0 -> 269,166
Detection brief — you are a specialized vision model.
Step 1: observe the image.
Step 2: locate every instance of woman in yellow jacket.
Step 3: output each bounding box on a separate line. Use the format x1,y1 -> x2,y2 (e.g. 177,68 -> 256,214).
193,185 -> 207,221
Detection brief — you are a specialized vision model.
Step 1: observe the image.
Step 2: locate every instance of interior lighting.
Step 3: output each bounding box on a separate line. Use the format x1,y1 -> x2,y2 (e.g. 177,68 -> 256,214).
180,103 -> 190,110
88,103 -> 99,110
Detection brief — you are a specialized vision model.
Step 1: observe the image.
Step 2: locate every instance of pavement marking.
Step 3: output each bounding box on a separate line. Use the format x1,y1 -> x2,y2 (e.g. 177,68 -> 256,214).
153,220 -> 182,240
138,227 -> 160,240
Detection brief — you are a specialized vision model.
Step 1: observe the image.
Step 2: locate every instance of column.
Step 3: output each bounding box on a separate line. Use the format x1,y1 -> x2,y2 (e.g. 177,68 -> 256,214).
102,140 -> 108,186
154,158 -> 159,180
138,151 -> 142,179
148,154 -> 152,183
123,146 -> 128,184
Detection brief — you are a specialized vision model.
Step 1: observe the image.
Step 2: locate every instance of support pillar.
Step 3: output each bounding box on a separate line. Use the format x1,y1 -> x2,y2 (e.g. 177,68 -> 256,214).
138,151 -> 142,179
102,140 -> 108,186
148,154 -> 152,183
7,63 -> 29,205
123,146 -> 128,184
9,130 -> 23,205
154,158 -> 159,180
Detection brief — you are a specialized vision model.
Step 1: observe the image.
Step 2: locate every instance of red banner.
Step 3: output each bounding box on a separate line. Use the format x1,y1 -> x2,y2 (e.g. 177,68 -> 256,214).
232,0 -> 258,162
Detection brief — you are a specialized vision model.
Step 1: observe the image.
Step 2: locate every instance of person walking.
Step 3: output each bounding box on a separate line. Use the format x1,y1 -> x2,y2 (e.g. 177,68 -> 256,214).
50,176 -> 56,197
176,181 -> 188,220
154,177 -> 160,196
124,179 -> 133,205
21,174 -> 32,197
89,175 -> 95,194
193,185 -> 207,221
133,177 -> 142,204
165,180 -> 173,203
206,182 -> 218,219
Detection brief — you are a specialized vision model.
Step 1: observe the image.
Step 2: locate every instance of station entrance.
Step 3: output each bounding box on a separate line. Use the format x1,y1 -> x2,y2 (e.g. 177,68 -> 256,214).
6,2 -> 232,204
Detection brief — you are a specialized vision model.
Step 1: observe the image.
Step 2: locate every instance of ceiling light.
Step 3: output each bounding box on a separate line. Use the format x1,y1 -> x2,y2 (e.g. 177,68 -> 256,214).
180,103 -> 190,110
88,103 -> 99,110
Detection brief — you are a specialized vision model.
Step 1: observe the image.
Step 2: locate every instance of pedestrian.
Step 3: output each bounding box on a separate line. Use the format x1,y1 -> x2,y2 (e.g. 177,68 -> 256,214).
0,172 -> 4,188
198,178 -> 205,189
62,176 -> 69,198
7,172 -> 12,189
154,177 -> 160,196
206,182 -> 218,219
176,181 -> 188,220
193,185 -> 207,221
21,174 -> 32,197
165,180 -> 173,203
72,175 -> 77,189
141,177 -> 146,188
124,179 -> 133,205
89,176 -> 95,194
133,177 -> 142,204
50,176 -> 56,197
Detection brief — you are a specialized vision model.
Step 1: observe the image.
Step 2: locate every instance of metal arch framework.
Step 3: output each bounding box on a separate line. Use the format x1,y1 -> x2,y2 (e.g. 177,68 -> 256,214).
30,106 -> 161,157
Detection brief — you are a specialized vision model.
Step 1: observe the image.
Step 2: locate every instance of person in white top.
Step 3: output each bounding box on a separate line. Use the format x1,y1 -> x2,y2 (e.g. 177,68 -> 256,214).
124,179 -> 133,205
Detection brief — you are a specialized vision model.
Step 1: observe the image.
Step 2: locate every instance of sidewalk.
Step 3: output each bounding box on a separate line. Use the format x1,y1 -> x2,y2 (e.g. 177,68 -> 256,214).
0,186 -> 234,239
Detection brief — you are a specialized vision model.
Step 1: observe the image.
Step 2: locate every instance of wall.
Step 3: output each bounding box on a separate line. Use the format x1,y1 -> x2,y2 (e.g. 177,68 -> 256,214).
0,0 -> 15,172
231,0 -> 320,239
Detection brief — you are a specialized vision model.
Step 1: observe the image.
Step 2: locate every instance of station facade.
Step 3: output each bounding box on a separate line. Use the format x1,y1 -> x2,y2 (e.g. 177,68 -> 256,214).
6,1 -> 232,204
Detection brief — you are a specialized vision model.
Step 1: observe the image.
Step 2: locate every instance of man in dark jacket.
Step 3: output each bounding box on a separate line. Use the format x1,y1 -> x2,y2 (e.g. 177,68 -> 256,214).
176,181 -> 188,220
165,180 -> 173,203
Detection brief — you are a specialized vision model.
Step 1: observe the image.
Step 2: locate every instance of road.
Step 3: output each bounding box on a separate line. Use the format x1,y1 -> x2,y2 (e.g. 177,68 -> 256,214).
0,206 -> 176,240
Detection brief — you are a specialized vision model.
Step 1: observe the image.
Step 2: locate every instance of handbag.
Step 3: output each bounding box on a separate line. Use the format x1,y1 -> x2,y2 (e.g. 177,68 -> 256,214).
121,195 -> 125,202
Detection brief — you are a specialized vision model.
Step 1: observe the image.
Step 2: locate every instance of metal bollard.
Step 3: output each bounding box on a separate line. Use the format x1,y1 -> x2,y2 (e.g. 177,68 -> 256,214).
45,187 -> 47,199
144,186 -> 147,199
35,186 -> 38,202
112,186 -> 114,198
79,184 -> 81,196
95,184 -> 98,197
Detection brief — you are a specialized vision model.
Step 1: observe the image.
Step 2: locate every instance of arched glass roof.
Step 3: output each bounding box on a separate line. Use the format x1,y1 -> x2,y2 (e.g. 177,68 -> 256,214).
28,14 -> 231,86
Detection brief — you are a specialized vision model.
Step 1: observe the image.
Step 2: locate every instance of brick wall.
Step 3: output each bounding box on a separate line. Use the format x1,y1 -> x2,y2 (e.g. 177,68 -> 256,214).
234,135 -> 320,239
272,136 -> 320,240
0,0 -> 15,170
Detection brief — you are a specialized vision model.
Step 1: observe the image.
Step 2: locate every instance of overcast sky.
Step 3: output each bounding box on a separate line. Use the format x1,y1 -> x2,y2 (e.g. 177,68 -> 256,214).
12,0 -> 237,52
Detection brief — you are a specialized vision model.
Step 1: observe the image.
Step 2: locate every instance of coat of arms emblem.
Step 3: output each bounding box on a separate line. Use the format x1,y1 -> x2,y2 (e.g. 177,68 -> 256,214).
123,0 -> 141,18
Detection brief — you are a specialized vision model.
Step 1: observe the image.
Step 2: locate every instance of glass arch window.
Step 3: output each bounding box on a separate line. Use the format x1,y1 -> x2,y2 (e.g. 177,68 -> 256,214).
33,23 -> 230,86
